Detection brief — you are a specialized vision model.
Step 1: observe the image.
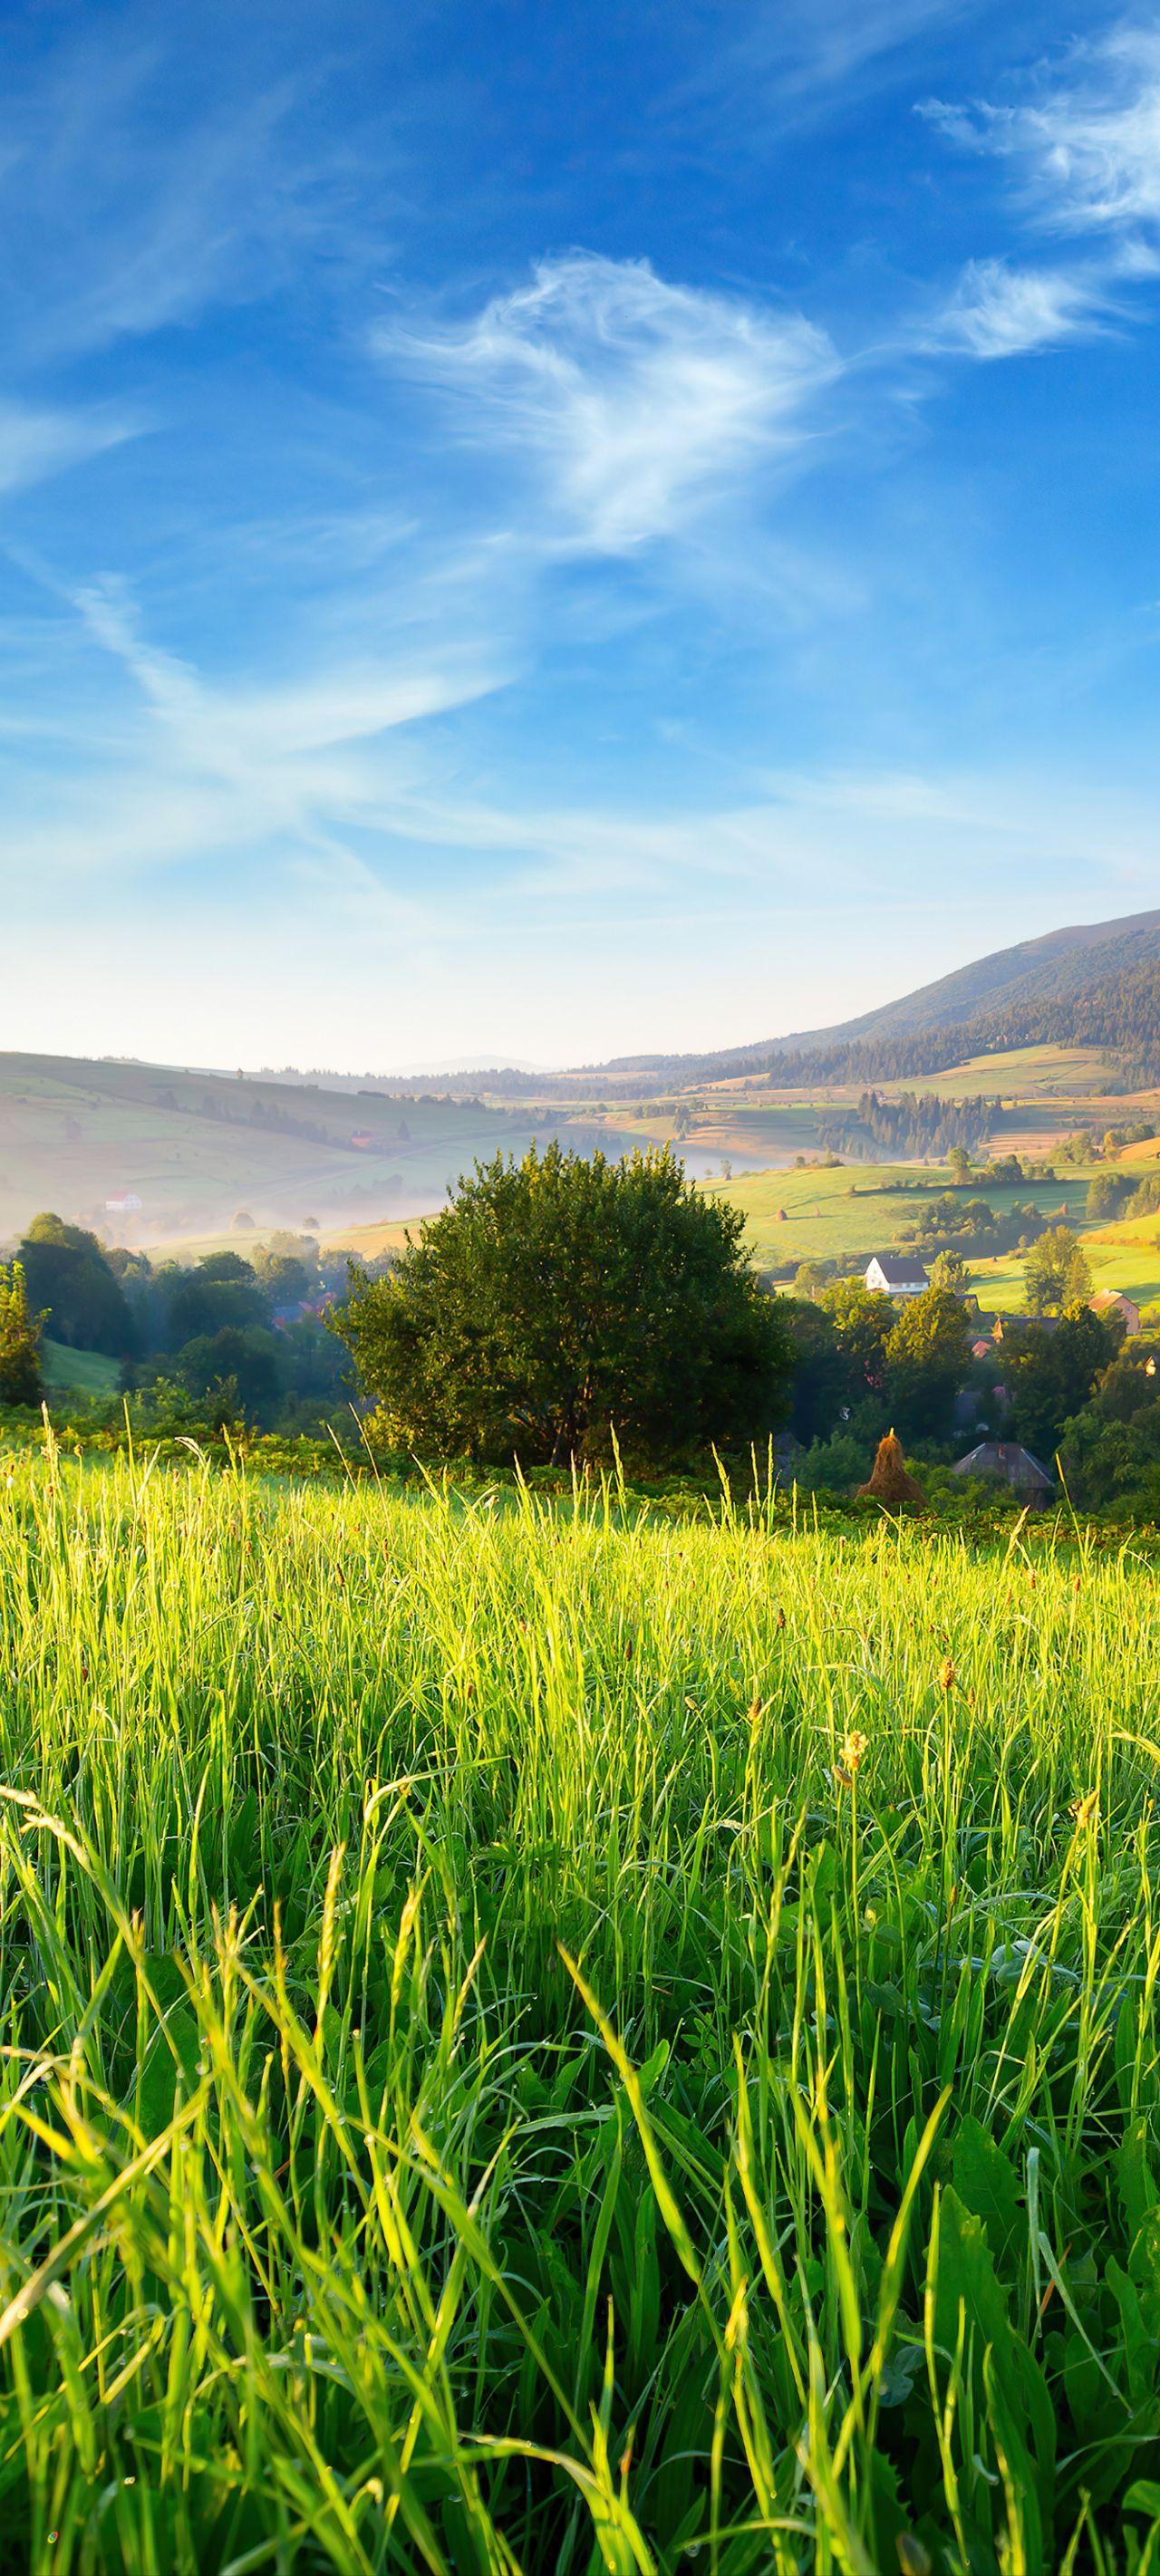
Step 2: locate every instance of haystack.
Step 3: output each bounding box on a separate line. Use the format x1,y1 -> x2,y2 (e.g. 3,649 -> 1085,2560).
858,1429 -> 926,1509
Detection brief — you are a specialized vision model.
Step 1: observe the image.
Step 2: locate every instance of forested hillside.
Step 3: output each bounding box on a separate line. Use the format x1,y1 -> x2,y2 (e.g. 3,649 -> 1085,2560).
473,910 -> 1160,1096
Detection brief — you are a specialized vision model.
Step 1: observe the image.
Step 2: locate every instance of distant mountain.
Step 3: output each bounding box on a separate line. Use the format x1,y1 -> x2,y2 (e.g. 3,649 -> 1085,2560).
498,905 -> 1160,1095
763,906 -> 1160,1056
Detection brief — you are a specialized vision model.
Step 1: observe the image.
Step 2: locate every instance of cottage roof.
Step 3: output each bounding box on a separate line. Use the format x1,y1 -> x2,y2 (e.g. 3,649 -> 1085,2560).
952,1440 -> 1055,1491
867,1253 -> 928,1287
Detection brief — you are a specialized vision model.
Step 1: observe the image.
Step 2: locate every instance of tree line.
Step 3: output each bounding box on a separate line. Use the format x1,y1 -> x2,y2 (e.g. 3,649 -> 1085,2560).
1,1149 -> 1155,1514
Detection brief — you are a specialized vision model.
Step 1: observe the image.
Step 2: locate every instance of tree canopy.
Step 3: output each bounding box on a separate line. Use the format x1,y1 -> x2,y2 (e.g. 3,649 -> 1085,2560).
0,1262 -> 44,1408
1023,1225 -> 1093,1317
19,1213 -> 137,1356
336,1143 -> 793,1467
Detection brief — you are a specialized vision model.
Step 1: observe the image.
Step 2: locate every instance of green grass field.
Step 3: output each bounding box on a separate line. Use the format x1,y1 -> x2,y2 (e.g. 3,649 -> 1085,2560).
0,1052 -> 619,1248
3,1446 -> 1160,2569
872,1044 -> 1126,1100
712,1162 -> 1097,1278
40,1338 -> 121,1396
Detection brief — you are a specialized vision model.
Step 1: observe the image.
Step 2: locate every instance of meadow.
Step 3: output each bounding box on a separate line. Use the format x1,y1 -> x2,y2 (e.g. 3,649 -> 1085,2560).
710,1163 -> 1098,1278
2,1445 -> 1160,2571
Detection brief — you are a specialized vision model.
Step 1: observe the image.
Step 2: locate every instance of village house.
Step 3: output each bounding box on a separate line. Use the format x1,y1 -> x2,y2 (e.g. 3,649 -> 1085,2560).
952,1440 -> 1055,1503
864,1253 -> 929,1298
104,1191 -> 142,1216
1089,1288 -> 1141,1336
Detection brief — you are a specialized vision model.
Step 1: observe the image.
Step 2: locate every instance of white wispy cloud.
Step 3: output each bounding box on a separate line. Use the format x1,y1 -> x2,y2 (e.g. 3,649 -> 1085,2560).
0,399 -> 138,495
926,24 -> 1160,236
923,23 -> 1160,364
0,572 -> 508,910
376,252 -> 838,554
928,256 -> 1118,357
0,30 -> 376,365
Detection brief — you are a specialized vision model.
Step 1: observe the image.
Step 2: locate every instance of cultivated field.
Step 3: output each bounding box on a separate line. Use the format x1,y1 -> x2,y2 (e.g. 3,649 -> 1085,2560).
2,1449 -> 1159,2570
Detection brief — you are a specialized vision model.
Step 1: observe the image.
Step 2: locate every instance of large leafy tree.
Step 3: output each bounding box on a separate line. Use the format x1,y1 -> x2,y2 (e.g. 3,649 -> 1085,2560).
1006,1307 -> 1120,1459
1023,1224 -> 1093,1317
19,1214 -> 137,1356
0,1262 -> 44,1408
336,1143 -> 793,1467
882,1286 -> 973,1441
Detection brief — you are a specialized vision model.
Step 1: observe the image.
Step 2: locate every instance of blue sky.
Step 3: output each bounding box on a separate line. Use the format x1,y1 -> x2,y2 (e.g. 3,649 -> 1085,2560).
4,0 -> 1160,1070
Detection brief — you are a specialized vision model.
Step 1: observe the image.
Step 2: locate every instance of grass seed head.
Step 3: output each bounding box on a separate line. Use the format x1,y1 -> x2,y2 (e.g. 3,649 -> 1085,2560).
839,1727 -> 867,1780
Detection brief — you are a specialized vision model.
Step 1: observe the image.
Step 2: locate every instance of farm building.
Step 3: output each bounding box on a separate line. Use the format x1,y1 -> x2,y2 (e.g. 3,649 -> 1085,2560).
1090,1288 -> 1141,1336
864,1253 -> 929,1298
104,1191 -> 142,1216
952,1440 -> 1055,1501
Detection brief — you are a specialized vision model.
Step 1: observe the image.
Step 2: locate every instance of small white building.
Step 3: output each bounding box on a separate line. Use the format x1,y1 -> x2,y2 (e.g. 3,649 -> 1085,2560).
105,1191 -> 142,1216
865,1253 -> 929,1298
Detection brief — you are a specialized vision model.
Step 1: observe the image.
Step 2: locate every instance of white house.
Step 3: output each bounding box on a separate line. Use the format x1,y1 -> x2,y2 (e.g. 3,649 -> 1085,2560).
865,1253 -> 929,1298
105,1191 -> 142,1216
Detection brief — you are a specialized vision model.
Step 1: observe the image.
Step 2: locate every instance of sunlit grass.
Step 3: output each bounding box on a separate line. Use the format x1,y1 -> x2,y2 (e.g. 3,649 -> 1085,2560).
1,1441 -> 1159,2570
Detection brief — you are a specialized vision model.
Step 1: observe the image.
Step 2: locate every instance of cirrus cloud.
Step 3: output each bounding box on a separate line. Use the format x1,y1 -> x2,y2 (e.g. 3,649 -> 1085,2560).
375,251 -> 839,555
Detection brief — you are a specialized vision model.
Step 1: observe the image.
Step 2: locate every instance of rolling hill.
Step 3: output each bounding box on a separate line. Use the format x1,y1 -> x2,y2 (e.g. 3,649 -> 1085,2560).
478,906 -> 1160,1094
764,905 -> 1160,1055
0,1053 -> 626,1249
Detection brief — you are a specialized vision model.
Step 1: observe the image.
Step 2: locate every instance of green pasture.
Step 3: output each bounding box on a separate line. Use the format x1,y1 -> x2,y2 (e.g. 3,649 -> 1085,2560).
0,1051 -> 622,1247
970,1219 -> 1160,1319
874,1044 -> 1126,1101
1,1451 -> 1159,2567
713,1161 -> 1098,1275
40,1338 -> 121,1396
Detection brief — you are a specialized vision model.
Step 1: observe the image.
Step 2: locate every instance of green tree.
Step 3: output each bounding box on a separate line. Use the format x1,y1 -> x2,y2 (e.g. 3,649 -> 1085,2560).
20,1213 -> 137,1356
818,1279 -> 893,1405
779,1298 -> 846,1444
0,1262 -> 44,1407
882,1288 -> 972,1442
173,1327 -> 285,1426
1086,1172 -> 1130,1222
1023,1225 -> 1093,1317
792,1260 -> 828,1303
929,1246 -> 969,1294
947,1144 -> 972,1186
163,1252 -> 268,1346
336,1143 -> 792,1467
1006,1308 -> 1120,1460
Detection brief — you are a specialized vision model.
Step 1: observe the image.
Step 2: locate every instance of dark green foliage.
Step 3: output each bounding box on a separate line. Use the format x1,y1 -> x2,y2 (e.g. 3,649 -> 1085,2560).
337,1142 -> 793,1467
19,1211 -> 137,1356
0,1260 -> 44,1406
820,1087 -> 991,1163
901,1191 -> 1046,1260
1088,1171 -> 1132,1220
172,1326 -> 286,1426
161,1249 -> 268,1345
1024,1223 -> 1094,1316
1058,1338 -> 1160,1508
780,1297 -> 850,1442
882,1285 -> 973,1441
1006,1307 -> 1119,1458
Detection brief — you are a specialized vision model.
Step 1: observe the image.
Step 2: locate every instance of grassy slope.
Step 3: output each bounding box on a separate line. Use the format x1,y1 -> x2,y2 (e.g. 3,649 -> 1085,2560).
872,1042 -> 1124,1098
0,1052 -> 590,1245
41,1338 -> 121,1395
712,1160 -> 1097,1273
1,1452 -> 1157,2566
